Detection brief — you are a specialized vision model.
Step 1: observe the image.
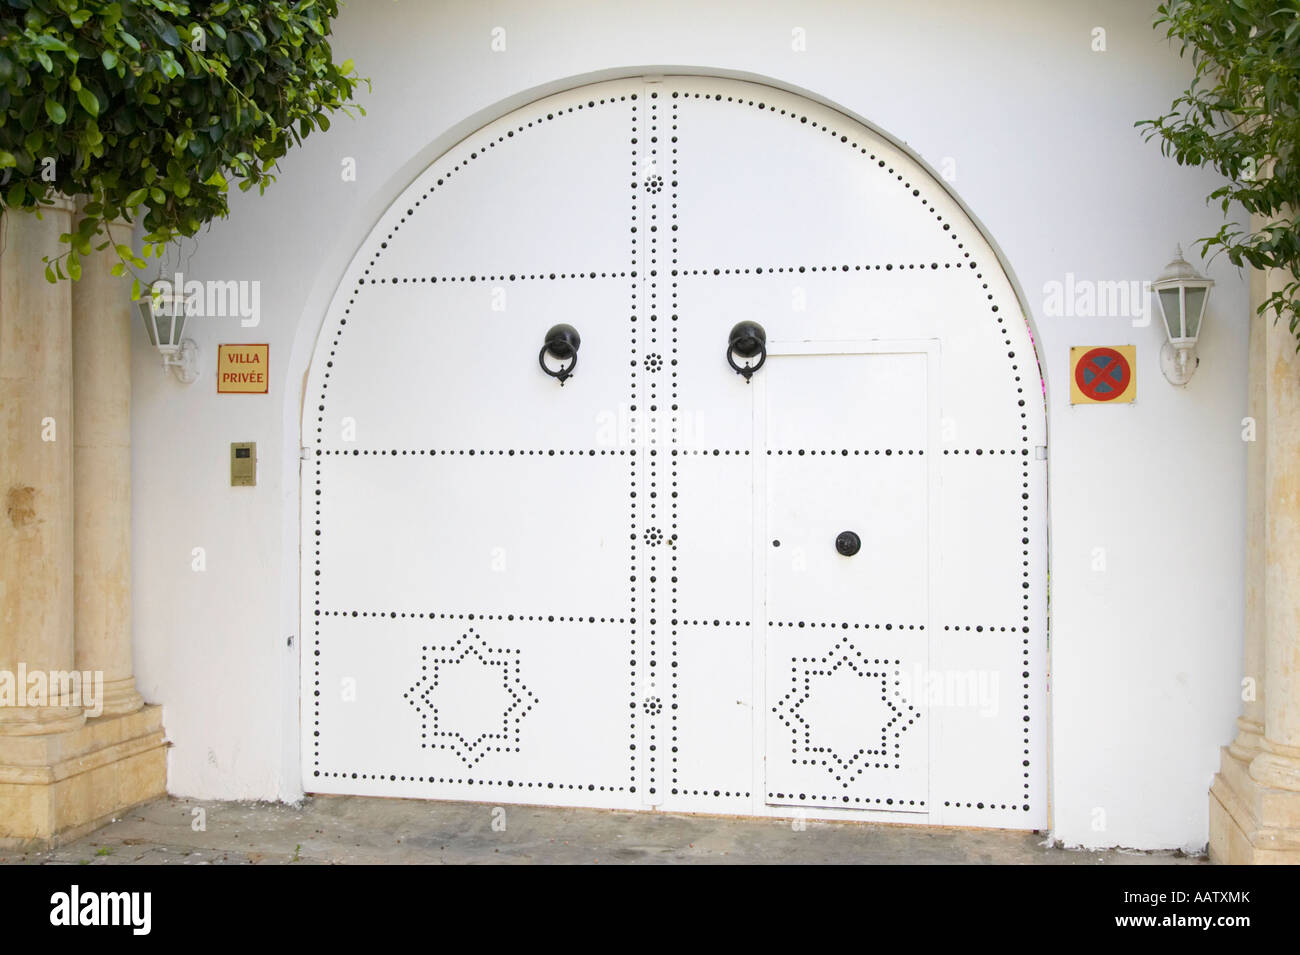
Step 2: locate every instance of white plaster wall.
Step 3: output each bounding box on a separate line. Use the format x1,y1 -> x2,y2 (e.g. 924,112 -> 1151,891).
130,0 -> 1247,850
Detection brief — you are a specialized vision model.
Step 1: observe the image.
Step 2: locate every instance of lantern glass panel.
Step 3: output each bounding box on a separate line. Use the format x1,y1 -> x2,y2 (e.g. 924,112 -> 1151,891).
1184,287 -> 1207,338
1159,288 -> 1184,339
138,301 -> 160,346
168,307 -> 186,346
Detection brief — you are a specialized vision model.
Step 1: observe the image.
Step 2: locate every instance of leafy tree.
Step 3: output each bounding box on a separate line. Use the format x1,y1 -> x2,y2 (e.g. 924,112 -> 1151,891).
0,0 -> 366,293
1138,0 -> 1300,344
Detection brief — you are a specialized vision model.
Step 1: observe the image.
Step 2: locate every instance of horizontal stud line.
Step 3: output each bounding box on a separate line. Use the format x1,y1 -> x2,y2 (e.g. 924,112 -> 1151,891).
319,611 -> 631,624
766,449 -> 923,456
314,771 -> 629,792
672,449 -> 751,455
313,449 -> 638,456
766,621 -> 925,630
361,271 -> 632,284
310,447 -> 1028,457
672,263 -> 967,275
941,448 -> 1032,455
767,791 -> 927,806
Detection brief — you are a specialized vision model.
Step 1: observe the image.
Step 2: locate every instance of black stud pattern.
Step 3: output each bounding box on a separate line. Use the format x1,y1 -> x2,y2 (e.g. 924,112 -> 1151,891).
645,89 -> 660,798
676,88 -> 1037,816
674,448 -> 749,456
403,628 -> 537,767
317,448 -> 636,457
314,771 -> 625,792
768,448 -> 923,457
628,93 -> 642,795
308,83 -> 1041,818
767,790 -> 923,808
363,271 -> 630,285
772,650 -> 916,782
769,621 -> 922,631
311,93 -> 641,795
321,610 -> 629,624
942,448 -> 1028,455
674,262 -> 962,275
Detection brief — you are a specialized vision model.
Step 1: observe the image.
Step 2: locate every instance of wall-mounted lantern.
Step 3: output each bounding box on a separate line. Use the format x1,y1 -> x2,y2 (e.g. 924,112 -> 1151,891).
1152,246 -> 1214,386
727,321 -> 767,381
539,323 -> 580,384
137,283 -> 200,383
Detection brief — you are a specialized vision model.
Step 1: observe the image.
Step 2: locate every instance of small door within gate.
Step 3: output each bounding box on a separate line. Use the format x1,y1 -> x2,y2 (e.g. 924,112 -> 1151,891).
758,343 -> 935,812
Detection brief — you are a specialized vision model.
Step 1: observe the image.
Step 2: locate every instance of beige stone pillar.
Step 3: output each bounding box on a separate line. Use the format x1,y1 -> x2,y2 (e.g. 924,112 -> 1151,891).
71,214 -> 143,717
0,198 -> 83,735
1251,270 -> 1300,793
1229,268 -> 1267,762
0,203 -> 166,849
1210,256 -> 1300,862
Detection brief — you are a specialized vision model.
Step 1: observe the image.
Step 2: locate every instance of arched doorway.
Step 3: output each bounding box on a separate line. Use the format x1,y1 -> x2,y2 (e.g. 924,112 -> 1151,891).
301,75 -> 1048,829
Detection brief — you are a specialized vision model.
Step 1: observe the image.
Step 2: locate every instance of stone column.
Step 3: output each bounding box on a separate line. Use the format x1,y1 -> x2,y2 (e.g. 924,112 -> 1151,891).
0,198 -> 83,735
1228,270 -> 1267,763
71,214 -> 143,718
0,202 -> 165,849
1209,255 -> 1300,862
1251,269 -> 1300,793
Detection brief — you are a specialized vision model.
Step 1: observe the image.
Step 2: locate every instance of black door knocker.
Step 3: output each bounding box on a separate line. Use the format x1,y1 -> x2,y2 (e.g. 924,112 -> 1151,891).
835,530 -> 861,556
539,324 -> 580,384
726,321 -> 766,382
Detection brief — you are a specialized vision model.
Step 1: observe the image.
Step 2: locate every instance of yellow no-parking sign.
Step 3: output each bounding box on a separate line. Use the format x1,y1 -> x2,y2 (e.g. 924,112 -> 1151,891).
1070,345 -> 1136,404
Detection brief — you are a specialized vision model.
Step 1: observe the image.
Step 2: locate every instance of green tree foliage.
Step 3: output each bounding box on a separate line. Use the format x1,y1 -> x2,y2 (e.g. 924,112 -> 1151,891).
1139,0 -> 1300,344
0,0 -> 365,293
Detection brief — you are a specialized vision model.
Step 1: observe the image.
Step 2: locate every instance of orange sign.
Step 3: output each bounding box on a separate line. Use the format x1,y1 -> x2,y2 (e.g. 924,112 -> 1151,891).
217,344 -> 269,394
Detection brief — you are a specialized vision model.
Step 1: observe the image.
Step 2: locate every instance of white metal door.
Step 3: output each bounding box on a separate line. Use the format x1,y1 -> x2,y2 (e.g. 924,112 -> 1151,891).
303,75 -> 1049,830
759,343 -> 934,812
303,78 -> 646,810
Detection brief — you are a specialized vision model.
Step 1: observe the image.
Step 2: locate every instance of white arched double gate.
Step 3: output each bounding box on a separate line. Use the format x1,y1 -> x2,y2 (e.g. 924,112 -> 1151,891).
302,76 -> 1048,829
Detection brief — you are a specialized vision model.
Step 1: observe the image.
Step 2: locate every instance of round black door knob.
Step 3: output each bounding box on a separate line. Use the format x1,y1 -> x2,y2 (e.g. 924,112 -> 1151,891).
835,531 -> 861,556
539,323 -> 581,383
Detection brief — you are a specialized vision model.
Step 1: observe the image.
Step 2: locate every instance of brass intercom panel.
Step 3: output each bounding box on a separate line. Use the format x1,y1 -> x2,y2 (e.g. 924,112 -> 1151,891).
231,442 -> 257,486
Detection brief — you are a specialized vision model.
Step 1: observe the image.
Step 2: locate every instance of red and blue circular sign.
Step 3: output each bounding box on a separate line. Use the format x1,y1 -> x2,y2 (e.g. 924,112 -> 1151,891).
1074,347 -> 1132,402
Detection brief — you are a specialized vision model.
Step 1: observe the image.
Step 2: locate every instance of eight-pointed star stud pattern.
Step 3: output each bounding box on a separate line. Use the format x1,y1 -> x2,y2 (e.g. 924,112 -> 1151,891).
404,628 -> 538,767
770,643 -> 918,787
